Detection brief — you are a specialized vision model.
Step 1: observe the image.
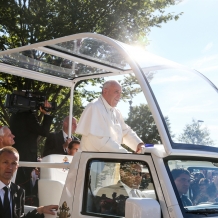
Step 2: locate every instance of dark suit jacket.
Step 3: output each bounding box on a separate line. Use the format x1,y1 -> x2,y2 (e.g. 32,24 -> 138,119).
43,130 -> 79,157
96,181 -> 146,199
181,194 -> 192,207
94,181 -> 129,217
0,183 -> 43,218
96,181 -> 129,199
10,111 -> 53,162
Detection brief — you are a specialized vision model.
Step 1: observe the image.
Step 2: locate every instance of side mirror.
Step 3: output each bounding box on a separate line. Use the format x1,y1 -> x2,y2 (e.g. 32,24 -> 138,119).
125,198 -> 161,218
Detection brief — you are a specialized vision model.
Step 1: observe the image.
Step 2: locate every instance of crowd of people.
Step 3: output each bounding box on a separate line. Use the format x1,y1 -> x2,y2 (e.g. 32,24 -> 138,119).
172,168 -> 218,207
0,80 -> 146,217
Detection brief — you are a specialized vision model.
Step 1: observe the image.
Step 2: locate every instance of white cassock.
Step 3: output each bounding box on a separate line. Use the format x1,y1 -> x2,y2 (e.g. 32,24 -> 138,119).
76,95 -> 143,152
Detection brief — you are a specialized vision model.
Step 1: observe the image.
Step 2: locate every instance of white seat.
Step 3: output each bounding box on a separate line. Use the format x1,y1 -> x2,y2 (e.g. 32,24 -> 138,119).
24,205 -> 37,214
39,154 -> 73,206
38,179 -> 65,205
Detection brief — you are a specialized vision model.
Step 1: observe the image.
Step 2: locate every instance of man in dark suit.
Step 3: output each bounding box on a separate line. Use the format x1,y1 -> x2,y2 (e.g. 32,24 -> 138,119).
9,101 -> 53,162
9,101 -> 53,197
171,168 -> 192,207
43,116 -> 78,156
0,146 -> 58,218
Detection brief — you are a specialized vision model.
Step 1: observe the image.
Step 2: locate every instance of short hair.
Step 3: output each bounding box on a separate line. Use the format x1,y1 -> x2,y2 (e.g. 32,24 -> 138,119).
0,146 -> 19,158
171,168 -> 190,180
120,161 -> 142,172
199,178 -> 209,186
63,116 -> 77,125
0,126 -> 9,136
68,140 -> 80,150
190,172 -> 204,183
102,80 -> 121,93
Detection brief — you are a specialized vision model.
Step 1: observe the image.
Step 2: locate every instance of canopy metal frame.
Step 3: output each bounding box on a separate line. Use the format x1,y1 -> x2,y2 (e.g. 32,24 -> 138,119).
0,32 -> 177,155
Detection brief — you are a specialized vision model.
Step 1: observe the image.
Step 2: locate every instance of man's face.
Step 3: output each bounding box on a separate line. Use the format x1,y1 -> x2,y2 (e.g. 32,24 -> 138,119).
63,118 -> 77,134
71,118 -> 78,134
68,144 -> 80,156
103,83 -> 122,107
0,128 -> 15,148
0,152 -> 19,185
120,164 -> 142,189
213,174 -> 218,185
174,173 -> 190,195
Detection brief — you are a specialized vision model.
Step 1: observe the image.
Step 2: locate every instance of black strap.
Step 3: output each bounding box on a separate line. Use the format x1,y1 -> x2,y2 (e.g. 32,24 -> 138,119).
3,186 -> 11,218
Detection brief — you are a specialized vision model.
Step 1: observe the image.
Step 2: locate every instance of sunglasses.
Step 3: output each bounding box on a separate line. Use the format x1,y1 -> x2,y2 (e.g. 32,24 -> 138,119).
130,171 -> 142,176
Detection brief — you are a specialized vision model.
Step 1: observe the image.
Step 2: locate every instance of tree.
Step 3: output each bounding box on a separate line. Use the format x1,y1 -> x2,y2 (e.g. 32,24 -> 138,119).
125,104 -> 161,144
178,119 -> 214,145
0,0 -> 183,154
0,0 -> 182,50
0,0 -> 183,122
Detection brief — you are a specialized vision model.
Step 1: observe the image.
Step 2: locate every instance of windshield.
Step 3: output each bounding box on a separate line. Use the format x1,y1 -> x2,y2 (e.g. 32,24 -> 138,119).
167,159 -> 218,216
143,67 -> 218,148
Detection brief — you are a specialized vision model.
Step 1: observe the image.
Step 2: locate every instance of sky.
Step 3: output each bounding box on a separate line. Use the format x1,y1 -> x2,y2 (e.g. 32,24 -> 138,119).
114,0 -> 218,144
146,0 -> 218,87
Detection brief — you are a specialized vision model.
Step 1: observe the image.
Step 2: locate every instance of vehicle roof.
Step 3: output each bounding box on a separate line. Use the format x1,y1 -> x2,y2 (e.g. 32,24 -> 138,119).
0,33 -> 217,156
0,32 -> 181,87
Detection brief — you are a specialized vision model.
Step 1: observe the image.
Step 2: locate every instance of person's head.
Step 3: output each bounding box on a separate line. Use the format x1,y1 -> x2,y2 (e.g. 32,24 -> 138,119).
0,126 -> 15,148
191,172 -> 204,182
120,161 -> 142,189
212,172 -> 218,185
63,116 -> 77,134
31,167 -> 40,178
199,178 -> 209,192
67,140 -> 80,156
102,80 -> 122,107
0,146 -> 19,185
171,168 -> 190,196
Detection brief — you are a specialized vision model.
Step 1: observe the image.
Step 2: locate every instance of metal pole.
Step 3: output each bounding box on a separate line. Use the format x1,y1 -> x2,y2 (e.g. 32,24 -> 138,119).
68,81 -> 76,137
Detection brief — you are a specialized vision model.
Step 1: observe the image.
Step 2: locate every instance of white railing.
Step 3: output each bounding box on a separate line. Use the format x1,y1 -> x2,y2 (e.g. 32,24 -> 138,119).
19,161 -> 70,169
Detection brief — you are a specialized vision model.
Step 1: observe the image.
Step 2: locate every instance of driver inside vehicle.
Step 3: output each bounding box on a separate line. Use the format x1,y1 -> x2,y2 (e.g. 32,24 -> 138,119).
171,168 -> 192,207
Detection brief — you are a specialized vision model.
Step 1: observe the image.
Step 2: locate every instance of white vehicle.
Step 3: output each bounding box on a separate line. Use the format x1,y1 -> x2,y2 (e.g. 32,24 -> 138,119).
0,33 -> 218,218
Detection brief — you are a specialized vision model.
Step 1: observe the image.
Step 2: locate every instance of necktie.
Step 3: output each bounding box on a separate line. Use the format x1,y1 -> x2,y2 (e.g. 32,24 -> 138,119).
3,186 -> 11,218
130,189 -> 139,198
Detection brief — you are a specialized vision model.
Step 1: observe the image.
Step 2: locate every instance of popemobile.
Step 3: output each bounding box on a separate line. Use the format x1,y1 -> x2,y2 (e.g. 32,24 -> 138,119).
0,33 -> 218,218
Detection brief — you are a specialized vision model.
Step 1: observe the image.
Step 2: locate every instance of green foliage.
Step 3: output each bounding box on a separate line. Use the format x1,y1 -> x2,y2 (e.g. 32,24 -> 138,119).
0,0 -> 182,154
0,0 -> 182,50
178,119 -> 214,145
125,104 -> 161,144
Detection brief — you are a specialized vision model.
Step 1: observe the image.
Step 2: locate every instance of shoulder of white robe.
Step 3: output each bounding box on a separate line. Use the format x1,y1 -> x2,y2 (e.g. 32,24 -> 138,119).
76,98 -> 108,136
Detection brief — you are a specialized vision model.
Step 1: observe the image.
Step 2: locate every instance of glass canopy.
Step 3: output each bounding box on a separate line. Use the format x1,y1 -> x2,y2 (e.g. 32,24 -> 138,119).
0,36 -> 131,80
0,33 -> 217,153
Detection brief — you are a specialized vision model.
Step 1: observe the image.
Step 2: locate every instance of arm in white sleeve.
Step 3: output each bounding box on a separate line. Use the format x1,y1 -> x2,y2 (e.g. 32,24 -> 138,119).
117,110 -> 143,151
81,134 -> 128,153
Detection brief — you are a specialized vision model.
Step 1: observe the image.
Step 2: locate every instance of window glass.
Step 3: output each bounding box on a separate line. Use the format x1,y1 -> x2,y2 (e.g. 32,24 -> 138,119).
84,159 -> 157,217
146,68 -> 218,148
167,159 -> 218,216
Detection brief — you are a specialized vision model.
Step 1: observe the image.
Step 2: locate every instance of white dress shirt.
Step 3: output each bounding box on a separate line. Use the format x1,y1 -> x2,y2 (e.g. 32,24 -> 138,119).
121,181 -> 145,198
76,96 -> 142,152
62,130 -> 69,153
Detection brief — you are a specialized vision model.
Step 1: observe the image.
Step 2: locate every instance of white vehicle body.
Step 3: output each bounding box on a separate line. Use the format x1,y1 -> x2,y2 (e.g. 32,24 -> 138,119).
0,33 -> 218,218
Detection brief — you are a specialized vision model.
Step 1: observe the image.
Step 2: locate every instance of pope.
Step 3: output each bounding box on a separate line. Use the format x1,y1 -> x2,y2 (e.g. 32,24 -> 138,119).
76,80 -> 145,153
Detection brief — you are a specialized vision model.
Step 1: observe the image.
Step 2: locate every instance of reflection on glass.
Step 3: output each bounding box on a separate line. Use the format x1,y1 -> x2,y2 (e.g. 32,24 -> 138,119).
51,38 -> 130,70
146,68 -> 218,147
0,50 -> 106,79
168,159 -> 218,215
85,160 -> 156,217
